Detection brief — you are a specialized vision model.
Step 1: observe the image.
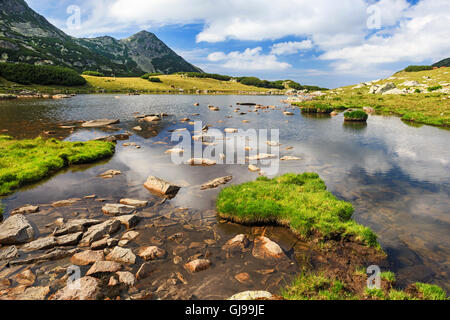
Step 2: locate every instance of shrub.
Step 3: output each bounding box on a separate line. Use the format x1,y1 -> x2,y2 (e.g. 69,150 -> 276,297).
404,65 -> 433,72
148,77 -> 162,83
427,85 -> 442,92
0,62 -> 86,86
82,70 -> 105,77
177,72 -> 232,81
141,72 -> 163,79
344,110 -> 369,121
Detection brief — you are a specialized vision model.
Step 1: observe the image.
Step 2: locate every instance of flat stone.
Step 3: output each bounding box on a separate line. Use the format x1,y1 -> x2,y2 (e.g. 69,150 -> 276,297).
247,154 -> 276,161
224,128 -> 238,133
121,231 -> 140,242
200,176 -> 233,190
70,250 -> 104,266
280,156 -> 301,161
0,246 -> 18,261
81,119 -> 120,128
252,236 -> 285,260
228,291 -> 273,300
102,204 -> 136,216
14,268 -> 36,286
234,273 -> 251,283
10,205 -> 39,216
50,276 -> 101,300
222,234 -> 250,251
79,220 -> 121,247
54,219 -> 102,236
86,261 -> 122,276
51,198 -> 81,207
15,286 -> 50,300
98,170 -> 122,178
133,126 -> 143,131
106,247 -> 136,265
116,271 -> 136,286
0,214 -> 35,245
119,199 -> 148,207
137,246 -> 166,261
248,165 -> 261,172
90,237 -> 118,250
9,248 -> 80,266
184,259 -> 211,273
187,158 -> 216,166
22,236 -> 57,252
115,215 -> 140,229
56,232 -> 83,246
144,176 -> 181,196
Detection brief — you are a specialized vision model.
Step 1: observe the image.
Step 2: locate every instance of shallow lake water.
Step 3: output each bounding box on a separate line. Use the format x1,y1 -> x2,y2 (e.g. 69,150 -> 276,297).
0,94 -> 449,295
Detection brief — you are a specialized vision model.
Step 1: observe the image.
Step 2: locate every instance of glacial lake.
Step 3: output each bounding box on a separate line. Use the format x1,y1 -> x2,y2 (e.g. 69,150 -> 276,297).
0,94 -> 449,296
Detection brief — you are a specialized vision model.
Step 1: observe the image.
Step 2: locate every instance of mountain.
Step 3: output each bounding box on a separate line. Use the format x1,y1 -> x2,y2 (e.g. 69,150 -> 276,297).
432,58 -> 450,68
0,0 -> 201,75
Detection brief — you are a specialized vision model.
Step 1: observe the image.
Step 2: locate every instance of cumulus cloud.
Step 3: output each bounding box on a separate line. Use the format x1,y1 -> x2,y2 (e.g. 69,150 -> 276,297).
270,40 -> 314,55
207,47 -> 291,71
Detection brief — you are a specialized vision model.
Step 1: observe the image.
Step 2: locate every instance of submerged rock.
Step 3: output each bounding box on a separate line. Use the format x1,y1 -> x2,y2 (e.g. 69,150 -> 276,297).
252,236 -> 285,260
201,176 -> 233,190
144,176 -> 181,197
51,198 -> 81,207
119,199 -> 148,207
137,246 -> 166,261
184,259 -> 211,273
222,234 -> 250,251
102,204 -> 136,216
81,119 -> 120,128
0,214 -> 35,245
10,205 -> 39,216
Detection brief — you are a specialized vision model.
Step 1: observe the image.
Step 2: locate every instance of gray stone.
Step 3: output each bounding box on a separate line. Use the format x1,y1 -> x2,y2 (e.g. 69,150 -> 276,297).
0,214 -> 35,245
200,176 -> 233,190
106,246 -> 136,265
10,205 -> 39,215
54,219 -> 102,236
102,204 -> 136,216
22,236 -> 57,252
81,119 -> 120,128
144,176 -> 181,196
56,232 -> 83,246
115,215 -> 140,229
79,220 -> 121,247
50,276 -> 101,300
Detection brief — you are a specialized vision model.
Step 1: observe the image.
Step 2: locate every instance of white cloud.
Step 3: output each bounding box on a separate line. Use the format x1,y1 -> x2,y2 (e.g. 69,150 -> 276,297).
207,47 -> 291,71
270,40 -> 314,55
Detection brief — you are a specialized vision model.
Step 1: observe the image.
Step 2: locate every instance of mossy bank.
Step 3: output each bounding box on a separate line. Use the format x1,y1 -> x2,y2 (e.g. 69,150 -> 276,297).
0,135 -> 115,196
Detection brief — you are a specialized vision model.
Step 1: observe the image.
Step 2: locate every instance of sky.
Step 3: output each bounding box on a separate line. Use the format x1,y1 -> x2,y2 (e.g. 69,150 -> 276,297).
26,0 -> 450,88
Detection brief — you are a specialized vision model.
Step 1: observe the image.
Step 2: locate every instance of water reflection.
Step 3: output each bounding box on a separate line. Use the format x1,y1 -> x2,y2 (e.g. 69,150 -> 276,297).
0,94 -> 449,291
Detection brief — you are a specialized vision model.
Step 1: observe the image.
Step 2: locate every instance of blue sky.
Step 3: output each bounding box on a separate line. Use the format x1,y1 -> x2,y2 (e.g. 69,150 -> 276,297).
26,0 -> 450,88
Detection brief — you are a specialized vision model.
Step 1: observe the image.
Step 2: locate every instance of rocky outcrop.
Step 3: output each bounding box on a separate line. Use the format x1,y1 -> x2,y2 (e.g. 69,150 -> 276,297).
0,214 -> 35,245
369,82 -> 396,94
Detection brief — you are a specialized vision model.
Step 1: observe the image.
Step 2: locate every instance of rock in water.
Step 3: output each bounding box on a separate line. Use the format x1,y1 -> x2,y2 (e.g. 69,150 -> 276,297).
106,247 -> 136,265
0,214 -> 35,245
71,250 -> 104,266
201,176 -> 233,190
137,246 -> 166,261
119,199 -> 148,207
187,158 -> 217,166
115,215 -> 140,229
228,291 -> 273,300
50,277 -> 101,300
102,204 -> 136,216
252,236 -> 285,260
222,234 -> 250,251
184,259 -> 211,273
86,261 -> 122,276
10,205 -> 39,215
81,119 -> 120,128
144,176 -> 181,196
79,220 -> 121,247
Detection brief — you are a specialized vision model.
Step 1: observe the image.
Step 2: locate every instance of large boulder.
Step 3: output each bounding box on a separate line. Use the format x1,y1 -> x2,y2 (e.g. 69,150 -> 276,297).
0,214 -> 35,245
371,82 -> 396,94
144,176 -> 181,196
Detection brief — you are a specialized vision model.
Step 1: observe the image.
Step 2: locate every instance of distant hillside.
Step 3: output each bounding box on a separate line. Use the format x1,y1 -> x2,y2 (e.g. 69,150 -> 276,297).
433,58 -> 450,68
0,0 -> 201,75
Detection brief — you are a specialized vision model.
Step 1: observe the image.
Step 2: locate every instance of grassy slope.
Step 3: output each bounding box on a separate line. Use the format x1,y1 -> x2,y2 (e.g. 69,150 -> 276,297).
0,135 -> 115,196
83,75 -> 273,93
216,173 -> 378,247
0,74 -> 274,94
297,68 -> 450,127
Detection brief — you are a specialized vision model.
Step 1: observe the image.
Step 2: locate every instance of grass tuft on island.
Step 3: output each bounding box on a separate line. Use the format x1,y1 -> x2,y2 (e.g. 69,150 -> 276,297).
294,103 -> 335,114
216,173 -> 379,248
281,270 -> 448,300
344,110 -> 369,122
0,135 -> 115,196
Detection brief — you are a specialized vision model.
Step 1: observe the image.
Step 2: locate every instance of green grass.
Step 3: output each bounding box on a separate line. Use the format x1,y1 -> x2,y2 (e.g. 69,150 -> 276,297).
298,68 -> 450,127
0,136 -> 115,196
216,173 -> 379,247
294,103 -> 334,114
415,283 -> 448,300
281,273 -> 357,300
281,271 -> 448,300
344,110 -> 369,121
380,271 -> 396,283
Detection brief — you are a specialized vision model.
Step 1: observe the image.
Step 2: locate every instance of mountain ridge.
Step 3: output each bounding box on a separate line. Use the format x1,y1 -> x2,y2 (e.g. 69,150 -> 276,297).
432,57 -> 450,68
0,0 -> 201,75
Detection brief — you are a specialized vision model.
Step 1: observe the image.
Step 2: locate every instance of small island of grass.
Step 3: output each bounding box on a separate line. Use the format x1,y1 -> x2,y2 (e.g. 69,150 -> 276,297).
0,135 -> 115,196
344,110 -> 369,122
294,103 -> 334,114
216,173 -> 378,248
